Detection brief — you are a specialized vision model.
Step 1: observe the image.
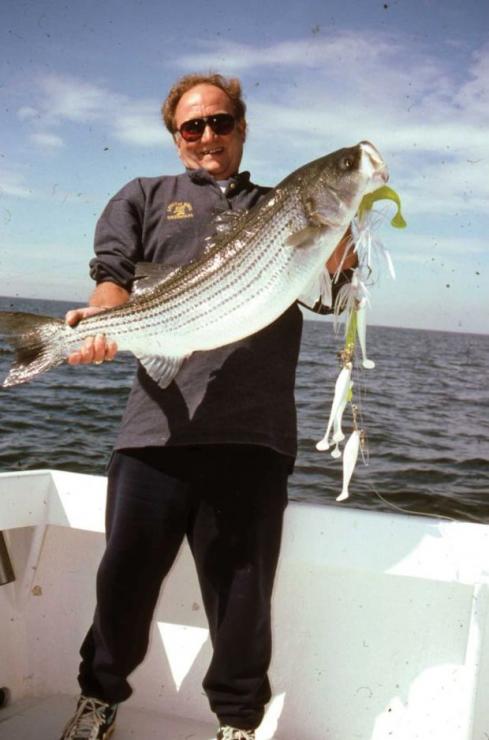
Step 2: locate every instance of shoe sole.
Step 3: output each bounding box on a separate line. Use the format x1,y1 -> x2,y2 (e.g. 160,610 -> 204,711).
60,727 -> 115,740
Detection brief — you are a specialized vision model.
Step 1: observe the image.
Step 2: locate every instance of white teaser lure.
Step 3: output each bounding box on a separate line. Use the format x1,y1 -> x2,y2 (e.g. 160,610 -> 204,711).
316,362 -> 352,451
356,299 -> 375,370
331,380 -> 353,459
315,183 -> 405,501
336,430 -> 361,502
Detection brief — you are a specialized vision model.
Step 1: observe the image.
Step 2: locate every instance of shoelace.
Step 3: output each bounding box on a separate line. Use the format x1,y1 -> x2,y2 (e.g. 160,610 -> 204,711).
219,727 -> 255,740
64,697 -> 112,739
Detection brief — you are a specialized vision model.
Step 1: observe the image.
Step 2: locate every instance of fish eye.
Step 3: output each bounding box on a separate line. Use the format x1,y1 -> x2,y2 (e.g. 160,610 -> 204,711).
340,156 -> 355,171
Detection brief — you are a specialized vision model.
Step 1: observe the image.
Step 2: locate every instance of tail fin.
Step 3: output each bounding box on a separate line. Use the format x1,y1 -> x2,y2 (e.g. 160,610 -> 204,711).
0,312 -> 66,387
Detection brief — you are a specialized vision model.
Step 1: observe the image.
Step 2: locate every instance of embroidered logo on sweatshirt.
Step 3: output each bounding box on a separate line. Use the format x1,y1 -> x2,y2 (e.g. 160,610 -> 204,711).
167,201 -> 194,220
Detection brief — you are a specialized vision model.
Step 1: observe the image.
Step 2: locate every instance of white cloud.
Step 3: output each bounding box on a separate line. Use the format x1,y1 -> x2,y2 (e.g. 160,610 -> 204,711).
454,44 -> 489,121
23,74 -> 168,149
0,166 -> 98,205
174,33 -> 485,131
112,108 -> 166,146
244,103 -> 487,218
0,169 -> 33,199
247,100 -> 487,155
389,232 -> 487,262
30,132 -> 65,149
397,159 -> 487,217
176,35 -> 399,73
175,34 -> 487,219
175,32 -> 450,116
38,74 -> 127,123
1,239 -> 94,302
17,106 -> 40,121
7,35 -> 487,314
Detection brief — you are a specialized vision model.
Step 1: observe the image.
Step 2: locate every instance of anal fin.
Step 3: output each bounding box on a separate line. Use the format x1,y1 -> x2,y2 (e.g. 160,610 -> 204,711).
136,353 -> 188,388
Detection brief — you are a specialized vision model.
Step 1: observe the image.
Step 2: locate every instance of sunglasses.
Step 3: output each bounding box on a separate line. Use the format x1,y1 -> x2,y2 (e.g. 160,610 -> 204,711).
177,113 -> 236,142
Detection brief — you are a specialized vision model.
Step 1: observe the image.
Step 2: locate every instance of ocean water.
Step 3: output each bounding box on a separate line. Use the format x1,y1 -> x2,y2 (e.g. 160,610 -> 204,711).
1,296 -> 488,524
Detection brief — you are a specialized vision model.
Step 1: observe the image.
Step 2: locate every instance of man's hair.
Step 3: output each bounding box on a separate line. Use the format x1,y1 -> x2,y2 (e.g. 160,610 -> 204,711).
162,73 -> 247,135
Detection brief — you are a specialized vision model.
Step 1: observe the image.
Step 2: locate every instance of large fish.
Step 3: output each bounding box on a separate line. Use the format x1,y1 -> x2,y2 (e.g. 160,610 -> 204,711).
0,141 -> 388,388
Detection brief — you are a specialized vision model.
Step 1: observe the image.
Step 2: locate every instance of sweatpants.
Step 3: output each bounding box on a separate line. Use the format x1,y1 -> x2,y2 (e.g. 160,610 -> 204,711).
77,444 -> 289,730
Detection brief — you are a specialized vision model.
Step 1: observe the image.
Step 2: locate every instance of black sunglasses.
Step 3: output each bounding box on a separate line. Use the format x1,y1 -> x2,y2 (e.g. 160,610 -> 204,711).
177,113 -> 236,142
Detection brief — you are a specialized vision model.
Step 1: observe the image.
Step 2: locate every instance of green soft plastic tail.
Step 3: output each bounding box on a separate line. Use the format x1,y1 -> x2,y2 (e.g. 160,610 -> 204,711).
358,185 -> 407,228
345,307 -> 358,349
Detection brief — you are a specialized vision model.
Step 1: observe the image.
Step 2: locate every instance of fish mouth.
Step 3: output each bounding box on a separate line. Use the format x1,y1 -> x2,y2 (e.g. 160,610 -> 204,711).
359,140 -> 389,185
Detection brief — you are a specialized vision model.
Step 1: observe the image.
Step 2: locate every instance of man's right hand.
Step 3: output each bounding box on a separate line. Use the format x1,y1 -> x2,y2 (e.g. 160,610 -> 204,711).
65,282 -> 130,366
65,306 -> 119,365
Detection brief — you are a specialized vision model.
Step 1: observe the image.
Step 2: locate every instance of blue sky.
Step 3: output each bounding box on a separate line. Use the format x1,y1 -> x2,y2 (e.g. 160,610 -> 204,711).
1,0 -> 487,332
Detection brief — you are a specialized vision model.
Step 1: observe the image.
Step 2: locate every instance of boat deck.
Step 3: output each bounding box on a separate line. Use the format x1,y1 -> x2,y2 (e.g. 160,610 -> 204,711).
0,695 -> 217,739
3,470 -> 489,739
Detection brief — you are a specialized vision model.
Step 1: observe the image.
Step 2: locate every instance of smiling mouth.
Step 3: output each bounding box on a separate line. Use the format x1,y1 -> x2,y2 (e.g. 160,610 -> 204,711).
199,147 -> 224,156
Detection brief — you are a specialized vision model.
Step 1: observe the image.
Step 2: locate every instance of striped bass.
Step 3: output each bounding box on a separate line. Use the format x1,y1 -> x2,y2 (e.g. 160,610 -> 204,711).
0,141 -> 388,388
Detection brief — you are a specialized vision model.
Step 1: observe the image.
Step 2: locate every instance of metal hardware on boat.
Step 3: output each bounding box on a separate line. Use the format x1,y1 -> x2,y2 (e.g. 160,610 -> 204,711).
0,532 -> 15,585
0,686 -> 11,708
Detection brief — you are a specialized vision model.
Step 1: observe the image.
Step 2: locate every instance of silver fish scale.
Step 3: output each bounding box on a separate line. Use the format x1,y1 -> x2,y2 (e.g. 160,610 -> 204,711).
132,190 -> 310,350
158,188 -> 308,328
68,185 -> 313,354
1,142 -> 389,388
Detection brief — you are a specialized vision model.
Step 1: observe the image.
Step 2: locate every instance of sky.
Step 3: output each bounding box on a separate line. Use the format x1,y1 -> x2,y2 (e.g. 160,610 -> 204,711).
0,0 -> 487,333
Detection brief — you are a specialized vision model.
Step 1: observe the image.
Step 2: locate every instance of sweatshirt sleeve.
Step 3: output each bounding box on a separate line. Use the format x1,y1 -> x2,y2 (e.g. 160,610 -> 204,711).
89,179 -> 145,289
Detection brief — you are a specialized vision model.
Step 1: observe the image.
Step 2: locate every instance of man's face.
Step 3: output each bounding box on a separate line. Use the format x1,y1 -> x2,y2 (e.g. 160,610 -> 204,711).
173,84 -> 245,179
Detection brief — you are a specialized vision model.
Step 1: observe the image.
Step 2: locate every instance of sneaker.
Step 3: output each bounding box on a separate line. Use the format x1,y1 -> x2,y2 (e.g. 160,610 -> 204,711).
60,695 -> 118,739
217,726 -> 256,740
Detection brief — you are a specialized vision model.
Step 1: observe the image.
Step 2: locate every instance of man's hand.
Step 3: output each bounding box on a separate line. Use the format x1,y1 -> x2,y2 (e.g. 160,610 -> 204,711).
66,306 -> 118,365
65,282 -> 130,366
326,225 -> 357,274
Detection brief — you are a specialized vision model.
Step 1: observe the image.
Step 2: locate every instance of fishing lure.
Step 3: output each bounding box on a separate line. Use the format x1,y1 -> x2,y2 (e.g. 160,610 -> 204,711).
316,362 -> 353,452
336,429 -> 361,502
318,185 -> 406,502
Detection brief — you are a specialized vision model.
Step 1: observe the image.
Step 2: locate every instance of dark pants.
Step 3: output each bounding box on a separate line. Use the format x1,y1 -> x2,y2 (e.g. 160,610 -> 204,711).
78,445 -> 289,730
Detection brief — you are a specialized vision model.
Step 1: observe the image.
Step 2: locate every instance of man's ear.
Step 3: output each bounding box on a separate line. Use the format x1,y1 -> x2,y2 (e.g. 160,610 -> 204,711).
173,133 -> 183,158
237,118 -> 247,143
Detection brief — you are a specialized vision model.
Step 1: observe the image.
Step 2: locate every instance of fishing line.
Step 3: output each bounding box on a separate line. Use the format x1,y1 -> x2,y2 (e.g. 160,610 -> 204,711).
328,193 -> 457,523
353,382 -> 455,522
335,334 -> 456,523
363,478 -> 456,522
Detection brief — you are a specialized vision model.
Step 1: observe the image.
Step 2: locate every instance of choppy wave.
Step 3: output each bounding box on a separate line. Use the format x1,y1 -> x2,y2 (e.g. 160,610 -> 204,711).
1,296 -> 488,523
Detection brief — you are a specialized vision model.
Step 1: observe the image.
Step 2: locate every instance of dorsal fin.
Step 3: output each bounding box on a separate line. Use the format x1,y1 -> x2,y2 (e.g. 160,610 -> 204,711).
212,209 -> 248,234
203,208 -> 258,255
131,262 -> 183,297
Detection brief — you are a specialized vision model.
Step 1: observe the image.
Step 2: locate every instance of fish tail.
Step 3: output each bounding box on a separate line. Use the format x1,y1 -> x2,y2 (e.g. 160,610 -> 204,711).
0,312 -> 66,387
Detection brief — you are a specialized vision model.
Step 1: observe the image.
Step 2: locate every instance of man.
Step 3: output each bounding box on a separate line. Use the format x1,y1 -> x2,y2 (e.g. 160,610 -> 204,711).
60,73 -> 356,740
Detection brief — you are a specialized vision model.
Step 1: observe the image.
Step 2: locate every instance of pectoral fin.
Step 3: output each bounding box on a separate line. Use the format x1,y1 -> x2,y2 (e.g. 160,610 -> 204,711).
286,194 -> 333,248
298,268 -> 333,309
285,226 -> 318,248
136,353 -> 188,387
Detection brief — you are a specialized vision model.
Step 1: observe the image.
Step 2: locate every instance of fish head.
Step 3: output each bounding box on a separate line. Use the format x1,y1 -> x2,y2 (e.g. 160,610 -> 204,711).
300,141 -> 389,228
357,140 -> 389,192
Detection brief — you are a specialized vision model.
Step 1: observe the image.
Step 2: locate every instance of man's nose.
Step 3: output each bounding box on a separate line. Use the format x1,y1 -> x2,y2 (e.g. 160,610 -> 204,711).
200,123 -> 216,143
